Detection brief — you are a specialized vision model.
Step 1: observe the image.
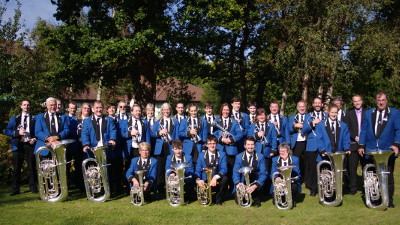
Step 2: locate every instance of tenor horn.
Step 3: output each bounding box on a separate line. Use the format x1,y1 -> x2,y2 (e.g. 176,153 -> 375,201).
363,150 -> 393,210
272,165 -> 297,210
165,163 -> 192,206
35,139 -> 75,202
197,168 -> 213,206
82,145 -> 110,202
317,152 -> 346,206
130,169 -> 146,206
236,167 -> 253,208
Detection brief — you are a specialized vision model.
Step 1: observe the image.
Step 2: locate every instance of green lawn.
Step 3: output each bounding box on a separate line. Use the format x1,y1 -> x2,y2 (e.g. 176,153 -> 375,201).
1,166 -> 400,225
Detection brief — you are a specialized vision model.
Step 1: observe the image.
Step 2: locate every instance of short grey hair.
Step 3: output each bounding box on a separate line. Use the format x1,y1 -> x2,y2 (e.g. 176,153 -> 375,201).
278,142 -> 291,153
46,97 -> 57,106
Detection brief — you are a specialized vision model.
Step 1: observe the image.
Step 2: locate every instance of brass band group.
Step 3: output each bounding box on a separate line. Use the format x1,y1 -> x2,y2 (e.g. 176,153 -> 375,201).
5,92 -> 400,210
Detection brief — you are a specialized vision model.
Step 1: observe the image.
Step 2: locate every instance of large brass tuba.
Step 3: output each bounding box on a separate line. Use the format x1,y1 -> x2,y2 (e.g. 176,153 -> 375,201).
363,150 -> 393,210
130,170 -> 146,206
272,165 -> 297,210
35,139 -> 75,202
316,152 -> 346,206
82,145 -> 110,202
197,168 -> 213,206
165,163 -> 192,206
236,167 -> 254,208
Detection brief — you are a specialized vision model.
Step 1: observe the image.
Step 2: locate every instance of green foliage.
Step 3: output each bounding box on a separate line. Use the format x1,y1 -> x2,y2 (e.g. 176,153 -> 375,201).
0,134 -> 19,185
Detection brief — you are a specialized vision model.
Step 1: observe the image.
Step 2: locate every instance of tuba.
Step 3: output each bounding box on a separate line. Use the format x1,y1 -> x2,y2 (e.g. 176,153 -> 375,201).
236,167 -> 254,208
82,145 -> 110,202
272,165 -> 297,210
363,150 -> 393,210
130,170 -> 146,206
316,152 -> 346,206
35,139 -> 75,202
197,168 -> 213,206
165,163 -> 192,206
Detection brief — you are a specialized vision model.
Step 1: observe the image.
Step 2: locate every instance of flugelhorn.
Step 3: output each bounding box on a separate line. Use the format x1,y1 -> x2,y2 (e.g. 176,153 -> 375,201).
82,145 -> 110,202
212,121 -> 234,140
363,150 -> 393,210
165,163 -> 192,206
317,152 -> 346,206
272,165 -> 297,210
35,139 -> 75,202
236,166 -> 253,208
197,168 -> 213,206
130,169 -> 146,206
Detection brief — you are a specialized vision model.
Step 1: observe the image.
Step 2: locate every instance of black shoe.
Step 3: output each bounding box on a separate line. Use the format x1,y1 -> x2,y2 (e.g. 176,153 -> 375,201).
215,200 -> 222,205
310,190 -> 316,196
10,191 -> 20,196
388,203 -> 395,208
293,201 -> 296,207
349,191 -> 357,195
254,200 -> 261,208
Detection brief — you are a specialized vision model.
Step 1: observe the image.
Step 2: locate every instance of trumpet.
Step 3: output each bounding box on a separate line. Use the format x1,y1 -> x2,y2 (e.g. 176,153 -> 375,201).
82,145 -> 111,202
188,124 -> 202,143
267,115 -> 282,137
159,124 -> 172,143
363,150 -> 393,210
317,152 -> 346,206
36,139 -> 75,202
165,163 -> 192,206
131,169 -> 146,206
128,125 -> 140,143
272,165 -> 297,210
212,121 -> 234,140
197,168 -> 213,206
236,167 -> 253,208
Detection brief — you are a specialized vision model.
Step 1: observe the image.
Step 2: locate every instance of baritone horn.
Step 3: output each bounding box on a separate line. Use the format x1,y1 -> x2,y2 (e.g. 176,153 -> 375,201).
197,168 -> 213,206
236,167 -> 253,208
272,165 -> 297,210
317,152 -> 346,206
36,139 -> 75,202
130,169 -> 146,206
363,150 -> 393,210
165,163 -> 192,206
82,145 -> 110,202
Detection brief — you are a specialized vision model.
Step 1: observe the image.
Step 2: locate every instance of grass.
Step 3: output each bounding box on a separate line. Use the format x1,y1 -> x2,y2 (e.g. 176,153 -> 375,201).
1,164 -> 400,225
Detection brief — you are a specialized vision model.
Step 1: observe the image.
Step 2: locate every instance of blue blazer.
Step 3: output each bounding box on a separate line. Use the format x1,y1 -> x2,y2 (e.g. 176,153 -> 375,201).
178,117 -> 208,155
5,114 -> 36,151
270,155 -> 302,194
195,150 -> 227,181
214,118 -> 243,155
151,118 -> 179,155
232,151 -> 267,194
269,114 -> 290,144
81,115 -> 117,152
121,116 -> 151,157
165,153 -> 194,182
302,111 -> 328,152
288,113 -> 307,149
200,114 -> 219,137
34,112 -> 70,155
126,156 -> 158,193
246,122 -> 277,158
66,115 -> 80,154
315,119 -> 350,156
359,107 -> 400,152
231,111 -> 250,133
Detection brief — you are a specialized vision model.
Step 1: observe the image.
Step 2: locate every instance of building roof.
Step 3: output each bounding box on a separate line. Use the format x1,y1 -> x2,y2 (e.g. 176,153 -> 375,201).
155,78 -> 203,102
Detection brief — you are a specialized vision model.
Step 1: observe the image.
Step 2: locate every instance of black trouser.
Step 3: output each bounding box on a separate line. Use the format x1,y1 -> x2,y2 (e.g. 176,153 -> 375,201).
108,157 -> 123,193
213,175 -> 228,202
155,142 -> 170,192
124,147 -> 139,191
304,150 -> 318,191
12,143 -> 37,192
293,141 -> 306,179
191,143 -> 199,169
234,175 -> 261,205
345,144 -> 360,193
66,145 -> 84,192
263,157 -> 272,195
224,149 -> 236,192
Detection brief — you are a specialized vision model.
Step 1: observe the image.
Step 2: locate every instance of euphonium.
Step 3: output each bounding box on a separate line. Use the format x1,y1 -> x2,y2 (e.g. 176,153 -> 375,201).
363,150 -> 393,210
272,165 -> 297,210
317,152 -> 346,206
165,163 -> 192,206
236,167 -> 253,208
35,139 -> 75,202
130,170 -> 146,206
82,145 -> 110,202
197,168 -> 213,206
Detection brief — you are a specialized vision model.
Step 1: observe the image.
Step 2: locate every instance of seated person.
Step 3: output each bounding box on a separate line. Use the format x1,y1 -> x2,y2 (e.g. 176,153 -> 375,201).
126,142 -> 158,200
165,139 -> 195,201
195,135 -> 228,205
271,142 -> 302,207
233,136 -> 267,207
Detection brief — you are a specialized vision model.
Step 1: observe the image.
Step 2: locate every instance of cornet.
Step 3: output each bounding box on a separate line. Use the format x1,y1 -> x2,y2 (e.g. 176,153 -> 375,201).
131,170 -> 146,206
128,125 -> 140,143
159,124 -> 172,143
272,165 -> 297,210
36,139 -> 75,202
236,166 -> 253,208
254,124 -> 268,145
17,124 -> 30,143
307,116 -> 318,136
188,124 -> 202,143
165,163 -> 192,206
267,115 -> 282,137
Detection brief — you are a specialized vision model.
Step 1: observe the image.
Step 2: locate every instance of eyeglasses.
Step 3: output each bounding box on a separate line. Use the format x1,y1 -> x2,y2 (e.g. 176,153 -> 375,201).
119,106 -> 127,108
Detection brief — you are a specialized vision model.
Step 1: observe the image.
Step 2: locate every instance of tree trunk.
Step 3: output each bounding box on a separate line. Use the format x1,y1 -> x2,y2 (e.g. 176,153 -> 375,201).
280,78 -> 288,115
97,76 -> 103,101
302,60 -> 309,105
136,52 -> 156,109
238,24 -> 250,110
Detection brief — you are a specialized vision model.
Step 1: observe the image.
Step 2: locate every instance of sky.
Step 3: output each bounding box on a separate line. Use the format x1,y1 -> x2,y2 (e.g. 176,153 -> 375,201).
2,0 -> 59,32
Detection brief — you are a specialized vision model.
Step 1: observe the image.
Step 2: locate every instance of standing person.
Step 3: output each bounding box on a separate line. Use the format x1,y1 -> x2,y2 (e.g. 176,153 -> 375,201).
343,95 -> 365,195
288,100 -> 307,177
332,96 -> 346,121
151,103 -> 179,193
5,99 -> 38,196
116,101 -> 129,121
35,97 -> 70,156
302,97 -> 327,196
215,103 -> 243,193
248,101 -> 257,124
142,103 -> 156,154
195,135 -> 228,205
233,137 -> 267,207
201,101 -> 219,138
231,96 -> 250,152
358,92 -> 400,208
269,100 -> 290,147
178,103 -> 207,168
174,102 -> 187,124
